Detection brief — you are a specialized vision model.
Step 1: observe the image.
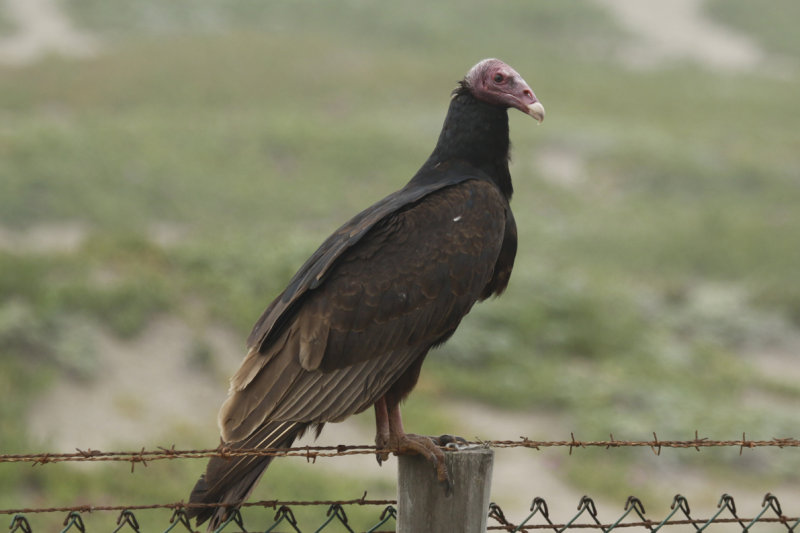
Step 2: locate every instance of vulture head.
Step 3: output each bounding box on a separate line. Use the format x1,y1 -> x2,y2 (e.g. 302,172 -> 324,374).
463,58 -> 546,123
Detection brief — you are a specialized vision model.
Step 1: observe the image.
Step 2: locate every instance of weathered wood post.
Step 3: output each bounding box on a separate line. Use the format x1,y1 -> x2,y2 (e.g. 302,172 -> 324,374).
397,447 -> 494,533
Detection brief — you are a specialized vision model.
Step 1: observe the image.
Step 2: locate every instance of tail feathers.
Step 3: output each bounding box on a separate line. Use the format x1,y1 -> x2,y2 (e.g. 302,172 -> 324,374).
188,421 -> 307,530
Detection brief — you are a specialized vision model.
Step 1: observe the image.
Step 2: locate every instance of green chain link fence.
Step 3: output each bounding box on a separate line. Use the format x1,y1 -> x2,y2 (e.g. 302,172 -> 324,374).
6,493 -> 799,532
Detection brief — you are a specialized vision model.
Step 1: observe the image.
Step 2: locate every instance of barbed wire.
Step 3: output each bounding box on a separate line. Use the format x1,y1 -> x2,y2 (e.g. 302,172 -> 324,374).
2,433 -> 797,468
3,435 -> 798,530
4,493 -> 799,532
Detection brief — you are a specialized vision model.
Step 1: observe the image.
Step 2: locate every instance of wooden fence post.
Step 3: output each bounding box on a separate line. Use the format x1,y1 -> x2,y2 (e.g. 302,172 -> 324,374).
397,447 -> 494,533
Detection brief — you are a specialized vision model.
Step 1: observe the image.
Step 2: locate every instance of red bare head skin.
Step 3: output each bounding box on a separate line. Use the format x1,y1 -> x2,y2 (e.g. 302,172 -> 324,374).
464,58 -> 545,123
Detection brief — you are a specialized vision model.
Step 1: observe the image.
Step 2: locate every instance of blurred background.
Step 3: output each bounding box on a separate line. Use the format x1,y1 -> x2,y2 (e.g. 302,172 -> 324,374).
1,0 -> 798,530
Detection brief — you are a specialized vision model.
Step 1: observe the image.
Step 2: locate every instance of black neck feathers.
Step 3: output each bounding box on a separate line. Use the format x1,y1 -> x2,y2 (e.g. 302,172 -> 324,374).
415,83 -> 513,199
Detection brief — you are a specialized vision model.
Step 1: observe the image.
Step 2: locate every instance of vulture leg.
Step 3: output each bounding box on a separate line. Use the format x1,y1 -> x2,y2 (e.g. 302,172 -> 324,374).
374,396 -> 391,465
373,394 -> 452,493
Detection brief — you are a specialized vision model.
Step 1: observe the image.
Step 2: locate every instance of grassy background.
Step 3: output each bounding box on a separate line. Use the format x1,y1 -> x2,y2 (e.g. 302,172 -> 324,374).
1,0 -> 799,530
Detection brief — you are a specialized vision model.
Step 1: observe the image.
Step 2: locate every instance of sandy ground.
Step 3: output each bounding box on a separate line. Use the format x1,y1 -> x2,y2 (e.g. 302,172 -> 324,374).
0,222 -> 188,253
535,0 -> 786,189
593,0 -> 765,72
0,222 -> 88,253
0,0 -> 97,65
27,317 -> 243,450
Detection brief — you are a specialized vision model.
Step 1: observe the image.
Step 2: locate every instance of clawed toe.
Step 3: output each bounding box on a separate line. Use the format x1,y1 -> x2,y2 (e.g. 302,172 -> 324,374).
395,433 -> 443,459
441,476 -> 454,497
375,436 -> 391,466
394,433 -> 450,490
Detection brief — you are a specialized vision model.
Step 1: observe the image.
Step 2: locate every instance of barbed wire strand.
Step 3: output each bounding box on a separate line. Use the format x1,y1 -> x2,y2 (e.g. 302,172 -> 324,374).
3,435 -> 798,530
2,434 -> 797,467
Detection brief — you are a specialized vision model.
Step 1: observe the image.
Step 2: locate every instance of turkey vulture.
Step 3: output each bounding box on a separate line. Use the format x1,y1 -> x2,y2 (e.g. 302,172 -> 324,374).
188,58 -> 544,528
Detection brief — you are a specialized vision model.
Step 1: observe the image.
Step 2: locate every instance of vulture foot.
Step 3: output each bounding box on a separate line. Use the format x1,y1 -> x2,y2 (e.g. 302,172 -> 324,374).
395,433 -> 453,496
375,429 -> 453,494
372,396 -> 453,494
374,428 -> 391,465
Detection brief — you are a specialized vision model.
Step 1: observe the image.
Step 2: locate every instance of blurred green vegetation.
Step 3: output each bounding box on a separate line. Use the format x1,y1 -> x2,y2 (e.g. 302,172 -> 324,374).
1,0 -> 799,529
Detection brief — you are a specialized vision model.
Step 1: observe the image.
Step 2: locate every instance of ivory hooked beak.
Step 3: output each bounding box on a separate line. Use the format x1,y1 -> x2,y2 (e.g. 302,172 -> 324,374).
526,101 -> 545,124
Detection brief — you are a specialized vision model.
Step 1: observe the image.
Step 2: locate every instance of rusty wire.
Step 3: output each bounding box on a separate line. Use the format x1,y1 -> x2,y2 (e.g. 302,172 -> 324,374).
4,493 -> 800,532
3,434 -> 799,530
1,433 -> 797,468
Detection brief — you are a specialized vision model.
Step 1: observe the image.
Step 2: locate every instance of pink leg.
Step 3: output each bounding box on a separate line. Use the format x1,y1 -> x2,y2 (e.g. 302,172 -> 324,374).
374,396 -> 391,464
372,394 -> 450,489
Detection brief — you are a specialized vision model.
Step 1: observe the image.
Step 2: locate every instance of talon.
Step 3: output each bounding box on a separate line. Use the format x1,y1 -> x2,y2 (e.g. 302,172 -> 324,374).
442,476 -> 454,497
375,442 -> 390,466
375,447 -> 390,465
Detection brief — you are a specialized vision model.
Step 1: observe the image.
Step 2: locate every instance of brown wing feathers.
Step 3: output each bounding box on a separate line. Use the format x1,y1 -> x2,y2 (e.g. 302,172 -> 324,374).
219,181 -> 506,435
189,420 -> 306,528
193,179 -> 512,528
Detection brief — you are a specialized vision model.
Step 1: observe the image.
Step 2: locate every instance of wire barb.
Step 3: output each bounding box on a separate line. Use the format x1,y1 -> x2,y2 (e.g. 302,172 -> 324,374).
3,435 -> 799,531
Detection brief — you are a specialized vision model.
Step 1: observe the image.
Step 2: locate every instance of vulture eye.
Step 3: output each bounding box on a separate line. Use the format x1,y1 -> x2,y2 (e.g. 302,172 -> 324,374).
494,73 -> 504,83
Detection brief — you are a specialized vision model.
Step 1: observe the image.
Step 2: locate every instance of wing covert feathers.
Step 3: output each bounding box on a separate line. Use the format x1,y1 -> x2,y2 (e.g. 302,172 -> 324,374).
245,161 -> 491,355
198,178 -> 516,530
219,179 -> 511,444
